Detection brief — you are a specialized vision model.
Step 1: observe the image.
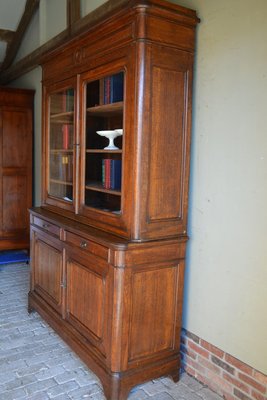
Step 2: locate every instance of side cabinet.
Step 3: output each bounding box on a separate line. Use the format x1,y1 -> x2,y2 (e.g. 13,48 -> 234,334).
29,210 -> 187,400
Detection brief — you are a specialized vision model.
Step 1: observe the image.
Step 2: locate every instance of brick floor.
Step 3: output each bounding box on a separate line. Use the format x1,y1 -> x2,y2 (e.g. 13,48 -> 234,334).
0,262 -> 223,400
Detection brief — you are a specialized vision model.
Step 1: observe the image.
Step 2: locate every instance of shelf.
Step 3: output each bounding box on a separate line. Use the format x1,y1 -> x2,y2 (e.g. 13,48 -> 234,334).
50,111 -> 74,124
85,182 -> 121,196
50,179 -> 73,186
50,149 -> 74,154
86,149 -> 122,154
87,101 -> 123,116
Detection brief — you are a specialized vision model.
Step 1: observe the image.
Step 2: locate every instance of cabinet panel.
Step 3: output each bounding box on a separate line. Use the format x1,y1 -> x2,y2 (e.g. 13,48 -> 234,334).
66,249 -> 109,356
67,260 -> 104,339
2,109 -> 31,168
33,231 -> 63,314
3,175 -> 28,231
148,67 -> 185,221
128,265 -> 178,361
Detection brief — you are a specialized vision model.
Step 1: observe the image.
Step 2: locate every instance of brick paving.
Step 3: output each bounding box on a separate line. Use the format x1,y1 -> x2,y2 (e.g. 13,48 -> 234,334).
0,262 -> 222,400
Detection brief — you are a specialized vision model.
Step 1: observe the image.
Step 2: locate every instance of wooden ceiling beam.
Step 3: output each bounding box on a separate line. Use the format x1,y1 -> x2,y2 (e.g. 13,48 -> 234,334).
67,0 -> 81,31
0,29 -> 15,44
0,0 -> 130,85
0,0 -> 40,72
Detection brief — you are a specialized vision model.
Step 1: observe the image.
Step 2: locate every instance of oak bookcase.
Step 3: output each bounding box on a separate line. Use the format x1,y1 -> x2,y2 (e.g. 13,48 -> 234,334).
28,1 -> 199,398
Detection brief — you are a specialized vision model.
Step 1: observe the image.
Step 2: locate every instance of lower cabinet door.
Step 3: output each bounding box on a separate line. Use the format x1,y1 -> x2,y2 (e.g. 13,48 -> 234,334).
32,229 -> 64,315
65,248 -> 109,358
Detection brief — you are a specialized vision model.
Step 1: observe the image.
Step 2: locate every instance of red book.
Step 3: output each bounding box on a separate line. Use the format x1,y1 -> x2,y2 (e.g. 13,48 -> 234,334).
62,125 -> 69,149
105,159 -> 111,189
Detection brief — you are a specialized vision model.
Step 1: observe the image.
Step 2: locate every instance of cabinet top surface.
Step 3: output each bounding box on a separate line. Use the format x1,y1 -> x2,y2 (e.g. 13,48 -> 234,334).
41,0 -> 199,69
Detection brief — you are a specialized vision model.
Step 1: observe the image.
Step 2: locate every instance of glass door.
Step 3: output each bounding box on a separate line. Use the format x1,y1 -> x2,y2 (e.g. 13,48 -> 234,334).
47,87 -> 75,205
83,71 -> 124,215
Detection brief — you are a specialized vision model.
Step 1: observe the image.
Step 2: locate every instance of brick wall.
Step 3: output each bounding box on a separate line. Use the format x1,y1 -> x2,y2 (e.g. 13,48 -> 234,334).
180,329 -> 267,400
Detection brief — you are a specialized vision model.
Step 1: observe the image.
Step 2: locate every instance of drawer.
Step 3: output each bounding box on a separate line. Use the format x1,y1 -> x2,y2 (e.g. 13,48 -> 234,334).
65,231 -> 108,260
32,216 -> 60,237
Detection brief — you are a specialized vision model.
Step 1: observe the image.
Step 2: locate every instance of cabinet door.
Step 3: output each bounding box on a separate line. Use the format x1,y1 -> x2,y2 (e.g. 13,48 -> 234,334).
77,52 -> 136,238
0,106 -> 32,247
43,79 -> 77,212
65,246 -> 110,358
31,228 -> 64,315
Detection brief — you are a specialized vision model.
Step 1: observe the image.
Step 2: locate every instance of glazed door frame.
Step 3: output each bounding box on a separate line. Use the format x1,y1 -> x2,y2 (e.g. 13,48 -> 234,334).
42,77 -> 79,214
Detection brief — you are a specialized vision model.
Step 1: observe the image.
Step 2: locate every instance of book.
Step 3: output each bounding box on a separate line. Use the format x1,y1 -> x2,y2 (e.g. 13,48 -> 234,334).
110,159 -> 122,190
102,158 -> 121,190
110,72 -> 124,103
104,159 -> 111,189
103,73 -> 123,104
62,125 -> 69,149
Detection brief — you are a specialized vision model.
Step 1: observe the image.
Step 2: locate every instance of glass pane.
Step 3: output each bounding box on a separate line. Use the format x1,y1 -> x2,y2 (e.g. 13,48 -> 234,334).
48,88 -> 74,203
84,72 -> 124,214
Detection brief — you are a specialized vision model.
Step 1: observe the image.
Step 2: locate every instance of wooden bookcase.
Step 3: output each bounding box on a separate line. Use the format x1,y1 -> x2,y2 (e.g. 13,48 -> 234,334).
0,87 -> 34,250
29,1 -> 199,399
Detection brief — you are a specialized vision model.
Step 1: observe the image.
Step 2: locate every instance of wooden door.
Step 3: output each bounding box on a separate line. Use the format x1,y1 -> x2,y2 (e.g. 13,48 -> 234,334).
31,228 -> 64,315
65,245 -> 110,358
0,106 -> 32,249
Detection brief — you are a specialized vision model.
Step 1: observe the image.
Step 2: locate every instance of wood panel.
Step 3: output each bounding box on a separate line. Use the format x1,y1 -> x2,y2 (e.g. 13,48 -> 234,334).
66,259 -> 105,340
148,66 -> 185,221
33,232 -> 63,314
2,175 -> 28,232
2,109 -> 30,167
129,265 -> 177,360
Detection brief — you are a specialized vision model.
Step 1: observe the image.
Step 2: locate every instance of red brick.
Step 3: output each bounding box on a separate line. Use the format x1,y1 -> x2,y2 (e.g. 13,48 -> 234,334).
180,344 -> 197,360
225,354 -> 253,376
251,389 -> 267,400
234,388 -> 252,400
195,372 -> 225,397
211,355 -> 235,375
222,372 -> 250,394
188,340 -> 209,359
199,355 -> 221,375
186,357 -> 207,375
185,330 -> 200,344
184,365 -> 196,378
223,392 -> 237,400
206,369 -> 232,394
200,339 -> 224,358
253,370 -> 267,386
239,373 -> 266,394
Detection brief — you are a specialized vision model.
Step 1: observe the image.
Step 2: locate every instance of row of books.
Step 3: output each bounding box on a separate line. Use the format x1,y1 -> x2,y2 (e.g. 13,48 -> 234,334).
103,72 -> 124,104
50,154 -> 73,183
62,124 -> 73,150
102,159 -> 121,190
62,88 -> 74,112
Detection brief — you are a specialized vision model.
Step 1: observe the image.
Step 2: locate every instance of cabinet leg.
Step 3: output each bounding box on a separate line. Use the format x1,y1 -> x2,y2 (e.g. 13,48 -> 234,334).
170,369 -> 180,383
102,376 -> 130,400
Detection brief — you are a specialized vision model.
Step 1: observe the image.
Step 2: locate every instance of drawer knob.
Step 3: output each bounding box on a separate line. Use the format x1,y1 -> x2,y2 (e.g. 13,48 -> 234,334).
43,224 -> 49,228
80,241 -> 88,249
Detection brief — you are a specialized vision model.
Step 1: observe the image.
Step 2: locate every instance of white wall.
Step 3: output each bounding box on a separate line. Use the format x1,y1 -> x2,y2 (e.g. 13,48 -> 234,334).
9,0 -> 267,374
81,0 -> 106,16
173,0 -> 267,374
